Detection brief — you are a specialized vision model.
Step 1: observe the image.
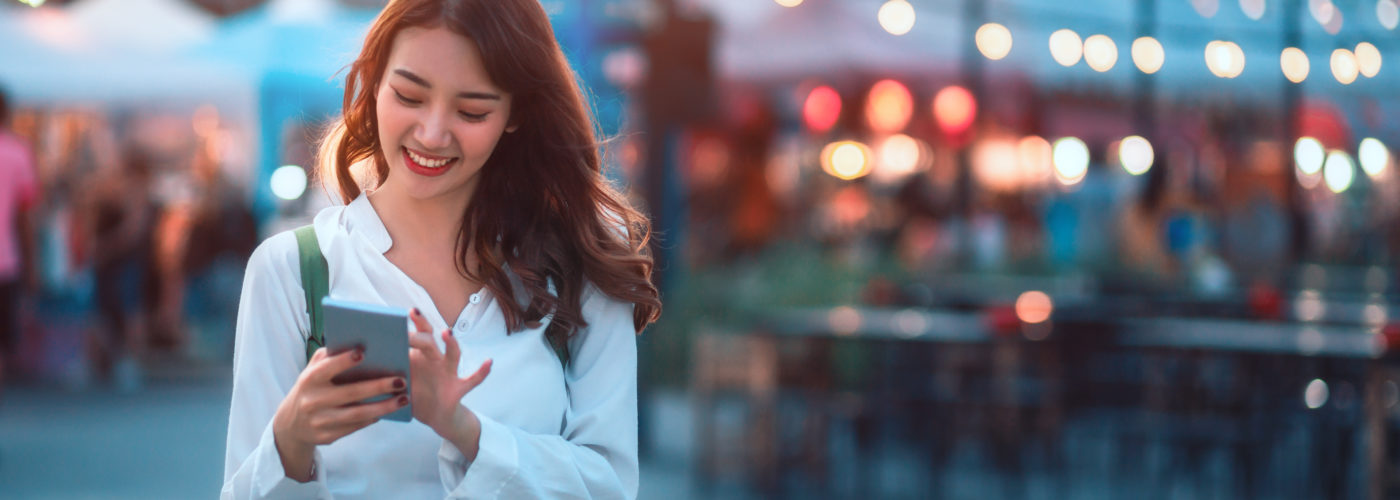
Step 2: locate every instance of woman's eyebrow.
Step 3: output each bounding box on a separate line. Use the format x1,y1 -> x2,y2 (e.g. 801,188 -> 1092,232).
392,68 -> 502,101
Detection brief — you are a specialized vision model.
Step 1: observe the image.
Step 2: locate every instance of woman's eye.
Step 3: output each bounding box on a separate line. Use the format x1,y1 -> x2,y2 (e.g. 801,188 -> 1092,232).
459,111 -> 489,121
393,90 -> 421,105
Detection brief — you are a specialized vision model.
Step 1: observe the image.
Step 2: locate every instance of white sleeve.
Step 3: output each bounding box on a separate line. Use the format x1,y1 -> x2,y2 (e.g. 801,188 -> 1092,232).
221,232 -> 334,499
437,287 -> 640,499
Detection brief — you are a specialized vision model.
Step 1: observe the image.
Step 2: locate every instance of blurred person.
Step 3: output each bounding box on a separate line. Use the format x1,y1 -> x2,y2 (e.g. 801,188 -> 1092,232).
84,146 -> 158,391
221,1 -> 662,498
0,85 -> 39,386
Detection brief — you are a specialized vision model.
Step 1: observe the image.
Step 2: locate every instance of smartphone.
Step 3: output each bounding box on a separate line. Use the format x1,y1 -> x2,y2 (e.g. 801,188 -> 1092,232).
322,297 -> 413,422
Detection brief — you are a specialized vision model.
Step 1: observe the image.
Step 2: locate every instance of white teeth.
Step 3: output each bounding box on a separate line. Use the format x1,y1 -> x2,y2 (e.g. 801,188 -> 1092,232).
407,149 -> 453,168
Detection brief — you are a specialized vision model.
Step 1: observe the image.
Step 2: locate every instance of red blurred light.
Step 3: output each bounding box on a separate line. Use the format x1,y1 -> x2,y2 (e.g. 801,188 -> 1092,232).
865,79 -> 913,133
933,85 -> 977,136
803,85 -> 842,133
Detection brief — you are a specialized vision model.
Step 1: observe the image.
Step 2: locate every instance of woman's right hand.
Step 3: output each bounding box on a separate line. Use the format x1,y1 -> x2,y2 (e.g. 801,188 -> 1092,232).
271,347 -> 408,481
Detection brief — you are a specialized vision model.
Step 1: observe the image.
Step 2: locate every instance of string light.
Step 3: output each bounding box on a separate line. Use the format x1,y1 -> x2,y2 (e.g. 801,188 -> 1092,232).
1355,42 -> 1382,77
1083,35 -> 1118,72
1049,29 -> 1083,67
878,0 -> 916,36
1281,47 -> 1310,83
1132,37 -> 1165,74
976,23 -> 1013,60
1332,48 -> 1359,84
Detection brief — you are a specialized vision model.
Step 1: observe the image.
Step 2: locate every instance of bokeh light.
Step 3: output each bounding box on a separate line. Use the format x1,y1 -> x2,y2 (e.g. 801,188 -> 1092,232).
821,140 -> 874,180
774,0 -> 803,6
1295,137 -> 1325,175
1019,135 -> 1054,185
874,134 -> 925,184
1049,29 -> 1083,67
1380,0 -> 1400,30
1359,137 -> 1390,178
1119,135 -> 1154,175
1053,137 -> 1090,186
1305,379 -> 1330,409
878,0 -> 916,36
803,85 -> 842,133
1281,47 -> 1310,83
1240,0 -> 1266,19
1206,41 -> 1245,78
933,85 -> 977,136
1324,150 -> 1355,193
976,23 -> 1013,60
866,79 -> 914,133
1192,0 -> 1220,17
1016,291 -> 1054,324
973,138 -> 1022,192
1083,35 -> 1118,72
271,165 -> 308,201
1355,42 -> 1382,77
1332,48 -> 1359,84
1131,37 -> 1165,74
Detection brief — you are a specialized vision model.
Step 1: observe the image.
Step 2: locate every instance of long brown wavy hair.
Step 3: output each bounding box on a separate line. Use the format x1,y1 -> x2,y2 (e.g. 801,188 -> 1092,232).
318,0 -> 660,363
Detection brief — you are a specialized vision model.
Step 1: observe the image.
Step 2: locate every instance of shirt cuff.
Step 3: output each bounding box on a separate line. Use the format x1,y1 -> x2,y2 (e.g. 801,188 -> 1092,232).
254,421 -> 331,498
439,413 -> 518,499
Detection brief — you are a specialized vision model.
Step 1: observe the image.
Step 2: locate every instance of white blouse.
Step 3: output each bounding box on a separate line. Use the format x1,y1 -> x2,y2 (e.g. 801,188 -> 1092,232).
221,194 -> 638,499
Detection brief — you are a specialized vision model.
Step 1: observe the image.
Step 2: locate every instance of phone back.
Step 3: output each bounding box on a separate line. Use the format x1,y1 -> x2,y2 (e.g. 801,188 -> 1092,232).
321,297 -> 413,422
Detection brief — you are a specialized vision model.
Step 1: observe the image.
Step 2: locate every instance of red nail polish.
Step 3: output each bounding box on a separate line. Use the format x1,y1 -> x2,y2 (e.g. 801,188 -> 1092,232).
393,378 -> 405,389
398,396 -> 409,406
352,350 -> 363,362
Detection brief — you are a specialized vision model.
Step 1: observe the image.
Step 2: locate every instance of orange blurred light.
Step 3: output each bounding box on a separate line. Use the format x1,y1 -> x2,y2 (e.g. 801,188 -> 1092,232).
821,140 -> 873,180
866,79 -> 914,133
933,86 -> 976,136
1016,291 -> 1054,324
803,85 -> 842,133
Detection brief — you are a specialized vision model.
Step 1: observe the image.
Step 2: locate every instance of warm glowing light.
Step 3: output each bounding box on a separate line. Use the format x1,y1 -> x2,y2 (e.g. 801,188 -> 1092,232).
1325,150 -> 1356,193
1332,48 -> 1359,84
933,86 -> 977,135
803,85 -> 842,133
1192,0 -> 1220,17
874,134 -> 924,183
1016,291 -> 1054,324
774,0 -> 803,6
1380,0 -> 1400,30
878,0 -> 916,36
1083,35 -> 1118,72
866,79 -> 914,133
1206,41 -> 1246,78
1311,0 -> 1336,25
976,23 -> 1013,60
1119,135 -> 1154,175
1018,135 -> 1053,185
1322,6 -> 1344,34
1355,42 -> 1382,77
1296,137 -> 1325,175
1305,379 -> 1329,409
20,0 -> 46,6
828,306 -> 862,335
821,141 -> 874,180
1132,37 -> 1165,74
1049,29 -> 1083,67
1240,0 -> 1266,19
1281,47 -> 1310,83
1053,137 -> 1090,186
972,139 -> 1021,192
1359,138 -> 1390,177
271,165 -> 308,201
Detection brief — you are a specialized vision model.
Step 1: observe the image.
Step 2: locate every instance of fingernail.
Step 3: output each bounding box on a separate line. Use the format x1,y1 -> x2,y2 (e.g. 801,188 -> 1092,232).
398,396 -> 409,406
393,378 -> 405,389
352,350 -> 363,362
411,308 -> 420,317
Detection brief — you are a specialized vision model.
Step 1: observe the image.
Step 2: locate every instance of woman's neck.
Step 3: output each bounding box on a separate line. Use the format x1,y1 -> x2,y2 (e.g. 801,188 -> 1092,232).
367,182 -> 472,254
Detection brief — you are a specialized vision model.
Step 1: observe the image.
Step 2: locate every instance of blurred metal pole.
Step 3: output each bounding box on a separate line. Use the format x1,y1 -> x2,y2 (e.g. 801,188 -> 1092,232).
956,0 -> 986,264
1135,0 -> 1167,209
1281,0 -> 1308,263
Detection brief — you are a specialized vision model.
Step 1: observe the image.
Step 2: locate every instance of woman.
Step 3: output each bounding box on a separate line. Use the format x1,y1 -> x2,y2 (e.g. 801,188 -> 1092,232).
221,0 -> 661,498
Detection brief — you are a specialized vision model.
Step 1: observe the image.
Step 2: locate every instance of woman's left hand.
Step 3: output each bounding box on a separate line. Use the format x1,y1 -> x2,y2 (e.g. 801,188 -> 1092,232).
407,308 -> 492,446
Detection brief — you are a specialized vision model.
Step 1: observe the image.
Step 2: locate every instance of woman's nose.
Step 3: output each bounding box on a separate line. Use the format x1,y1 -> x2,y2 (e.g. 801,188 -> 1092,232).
414,111 -> 452,150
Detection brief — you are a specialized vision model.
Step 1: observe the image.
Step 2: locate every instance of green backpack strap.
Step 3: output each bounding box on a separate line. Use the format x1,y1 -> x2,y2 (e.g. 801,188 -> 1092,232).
294,225 -> 329,362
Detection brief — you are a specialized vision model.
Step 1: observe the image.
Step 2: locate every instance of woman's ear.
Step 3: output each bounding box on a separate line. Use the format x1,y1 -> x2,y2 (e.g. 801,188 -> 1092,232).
506,121 -> 520,133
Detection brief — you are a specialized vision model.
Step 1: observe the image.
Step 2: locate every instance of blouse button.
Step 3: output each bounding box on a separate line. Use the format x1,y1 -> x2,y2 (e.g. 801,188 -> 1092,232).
469,293 -> 482,305
456,320 -> 468,330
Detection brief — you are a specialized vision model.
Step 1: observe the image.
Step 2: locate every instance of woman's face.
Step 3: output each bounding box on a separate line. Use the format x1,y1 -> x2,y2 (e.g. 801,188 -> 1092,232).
375,26 -> 515,204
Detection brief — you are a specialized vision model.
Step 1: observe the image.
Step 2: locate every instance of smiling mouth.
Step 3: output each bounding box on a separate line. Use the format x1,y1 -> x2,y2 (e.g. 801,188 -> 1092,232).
404,147 -> 458,170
